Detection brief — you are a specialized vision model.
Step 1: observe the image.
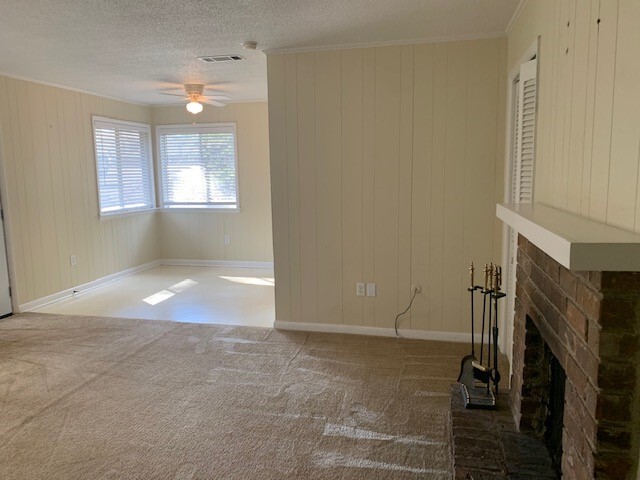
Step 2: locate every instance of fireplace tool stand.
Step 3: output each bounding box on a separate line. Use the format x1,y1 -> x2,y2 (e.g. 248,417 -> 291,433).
458,263 -> 505,409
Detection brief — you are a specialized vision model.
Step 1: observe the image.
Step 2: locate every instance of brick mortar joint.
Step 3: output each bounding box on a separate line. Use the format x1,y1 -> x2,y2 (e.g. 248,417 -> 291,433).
520,287 -> 601,393
518,293 -> 605,439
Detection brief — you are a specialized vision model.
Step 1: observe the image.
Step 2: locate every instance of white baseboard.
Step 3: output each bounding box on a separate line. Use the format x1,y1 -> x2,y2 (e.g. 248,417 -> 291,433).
19,260 -> 161,312
159,259 -> 274,269
274,320 -> 486,344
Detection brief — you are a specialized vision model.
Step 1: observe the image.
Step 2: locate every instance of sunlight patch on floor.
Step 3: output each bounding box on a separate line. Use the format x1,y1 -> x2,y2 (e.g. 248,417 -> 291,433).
143,290 -> 175,305
219,276 -> 275,286
169,278 -> 198,293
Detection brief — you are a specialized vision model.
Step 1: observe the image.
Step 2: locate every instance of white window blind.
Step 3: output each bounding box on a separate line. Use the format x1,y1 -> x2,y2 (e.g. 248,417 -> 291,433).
93,117 -> 155,215
157,124 -> 239,209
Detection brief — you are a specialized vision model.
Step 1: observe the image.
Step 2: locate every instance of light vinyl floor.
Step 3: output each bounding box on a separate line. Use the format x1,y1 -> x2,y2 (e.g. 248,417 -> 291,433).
34,265 -> 275,328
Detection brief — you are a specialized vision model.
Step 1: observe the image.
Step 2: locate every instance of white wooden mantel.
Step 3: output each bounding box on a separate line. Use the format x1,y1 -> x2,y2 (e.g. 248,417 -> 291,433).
496,203 -> 640,272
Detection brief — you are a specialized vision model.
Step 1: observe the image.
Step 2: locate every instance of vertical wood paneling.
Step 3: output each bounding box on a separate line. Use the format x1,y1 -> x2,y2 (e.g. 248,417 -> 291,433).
285,54 -> 302,323
266,55 -> 290,322
315,51 -> 343,325
410,44 -> 434,331
341,49 -> 364,325
580,0 -> 601,218
296,53 -> 319,324
0,75 -> 160,306
267,37 -> 507,334
443,42 -> 468,334
588,0 -> 618,222
464,39 -> 501,324
373,46 -> 401,328
397,45 -> 414,329
566,0 -> 593,215
362,49 -> 376,327
608,0 -> 640,229
428,44 -> 448,332
510,0 -> 640,234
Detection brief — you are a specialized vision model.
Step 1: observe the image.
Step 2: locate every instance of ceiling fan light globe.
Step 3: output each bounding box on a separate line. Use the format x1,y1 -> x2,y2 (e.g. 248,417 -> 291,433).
186,101 -> 203,114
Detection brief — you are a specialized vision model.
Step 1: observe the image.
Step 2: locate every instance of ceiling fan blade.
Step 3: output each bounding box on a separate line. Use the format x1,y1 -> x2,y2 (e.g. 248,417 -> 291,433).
202,95 -> 230,100
159,92 -> 187,97
203,100 -> 227,107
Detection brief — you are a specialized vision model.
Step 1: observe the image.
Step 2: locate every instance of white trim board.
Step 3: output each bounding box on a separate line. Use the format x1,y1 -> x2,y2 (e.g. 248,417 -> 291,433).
263,32 -> 506,55
0,71 -> 151,107
497,203 -> 640,271
274,320 -> 486,344
505,0 -> 529,36
159,259 -> 274,269
19,260 -> 161,312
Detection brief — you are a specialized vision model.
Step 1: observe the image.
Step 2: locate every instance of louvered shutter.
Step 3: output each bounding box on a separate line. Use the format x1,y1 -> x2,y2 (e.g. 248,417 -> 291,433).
157,124 -> 239,208
514,59 -> 537,203
93,117 -> 155,215
505,58 -> 538,362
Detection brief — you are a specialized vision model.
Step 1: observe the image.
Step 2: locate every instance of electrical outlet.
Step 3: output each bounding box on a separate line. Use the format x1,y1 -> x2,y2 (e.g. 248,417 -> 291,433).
356,283 -> 365,297
70,254 -> 77,266
224,235 -> 231,245
411,284 -> 422,294
366,283 -> 376,297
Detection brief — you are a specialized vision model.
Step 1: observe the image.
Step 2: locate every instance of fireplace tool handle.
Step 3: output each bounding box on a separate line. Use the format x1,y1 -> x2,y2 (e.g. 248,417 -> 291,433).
468,262 -> 476,357
486,264 -> 494,396
479,263 -> 491,365
493,266 -> 501,397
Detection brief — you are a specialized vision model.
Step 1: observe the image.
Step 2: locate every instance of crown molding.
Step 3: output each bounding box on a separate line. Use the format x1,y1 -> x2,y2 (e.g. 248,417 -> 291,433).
263,31 -> 506,55
505,0 -> 529,36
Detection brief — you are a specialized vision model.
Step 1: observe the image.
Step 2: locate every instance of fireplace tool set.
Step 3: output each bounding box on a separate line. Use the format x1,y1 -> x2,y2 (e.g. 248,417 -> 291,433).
457,262 -> 506,409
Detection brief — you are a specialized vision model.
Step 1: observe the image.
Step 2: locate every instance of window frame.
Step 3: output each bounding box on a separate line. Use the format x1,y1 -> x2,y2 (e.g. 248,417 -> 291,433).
155,122 -> 241,212
92,115 -> 156,218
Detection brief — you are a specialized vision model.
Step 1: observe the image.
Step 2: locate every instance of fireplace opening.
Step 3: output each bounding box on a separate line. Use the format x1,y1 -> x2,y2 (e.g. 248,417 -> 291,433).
545,354 -> 566,476
521,315 -> 566,476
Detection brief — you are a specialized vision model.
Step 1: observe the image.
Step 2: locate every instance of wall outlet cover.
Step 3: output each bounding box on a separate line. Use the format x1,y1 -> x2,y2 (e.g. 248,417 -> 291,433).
356,283 -> 365,296
366,283 -> 376,297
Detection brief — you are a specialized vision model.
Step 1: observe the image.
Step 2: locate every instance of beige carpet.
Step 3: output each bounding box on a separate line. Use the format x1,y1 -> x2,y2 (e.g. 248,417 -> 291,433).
0,313 -> 469,479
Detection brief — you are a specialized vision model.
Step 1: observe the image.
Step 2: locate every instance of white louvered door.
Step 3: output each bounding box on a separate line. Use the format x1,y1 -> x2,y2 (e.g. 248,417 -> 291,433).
506,59 -> 537,356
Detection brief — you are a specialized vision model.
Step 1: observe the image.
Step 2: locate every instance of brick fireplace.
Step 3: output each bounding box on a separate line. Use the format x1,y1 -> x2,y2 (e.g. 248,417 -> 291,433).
510,235 -> 640,479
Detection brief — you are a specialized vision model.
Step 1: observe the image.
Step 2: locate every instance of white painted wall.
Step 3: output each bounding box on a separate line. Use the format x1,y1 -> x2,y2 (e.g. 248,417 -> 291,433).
267,38 -> 507,333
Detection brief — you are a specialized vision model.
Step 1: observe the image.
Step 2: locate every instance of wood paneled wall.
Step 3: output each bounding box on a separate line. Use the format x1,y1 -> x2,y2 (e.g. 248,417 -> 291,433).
509,0 -> 640,232
267,38 -> 507,332
151,103 -> 273,262
0,76 -> 160,306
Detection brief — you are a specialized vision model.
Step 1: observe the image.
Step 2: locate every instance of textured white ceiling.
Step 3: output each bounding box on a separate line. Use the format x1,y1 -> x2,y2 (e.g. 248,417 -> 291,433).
0,0 -> 520,104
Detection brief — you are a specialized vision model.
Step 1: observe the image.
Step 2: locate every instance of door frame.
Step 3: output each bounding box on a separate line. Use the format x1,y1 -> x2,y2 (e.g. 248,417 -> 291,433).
0,119 -> 18,314
499,38 -> 539,377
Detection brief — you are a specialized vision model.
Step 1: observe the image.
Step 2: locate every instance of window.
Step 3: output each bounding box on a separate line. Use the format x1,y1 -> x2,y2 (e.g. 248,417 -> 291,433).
92,116 -> 155,215
157,123 -> 239,209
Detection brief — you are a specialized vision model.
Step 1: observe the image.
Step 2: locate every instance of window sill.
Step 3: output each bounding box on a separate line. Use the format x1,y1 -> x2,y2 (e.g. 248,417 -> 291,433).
99,208 -> 158,220
157,207 -> 241,214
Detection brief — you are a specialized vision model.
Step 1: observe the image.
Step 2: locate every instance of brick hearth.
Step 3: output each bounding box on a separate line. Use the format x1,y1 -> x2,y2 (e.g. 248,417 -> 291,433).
511,235 -> 640,479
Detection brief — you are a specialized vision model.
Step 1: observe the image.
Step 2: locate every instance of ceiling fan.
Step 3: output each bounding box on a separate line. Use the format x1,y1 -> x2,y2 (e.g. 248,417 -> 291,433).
159,84 -> 230,114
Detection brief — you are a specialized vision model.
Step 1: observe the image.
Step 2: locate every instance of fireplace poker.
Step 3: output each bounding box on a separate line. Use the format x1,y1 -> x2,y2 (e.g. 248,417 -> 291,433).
457,262 -> 482,386
492,266 -> 505,397
479,263 -> 491,365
